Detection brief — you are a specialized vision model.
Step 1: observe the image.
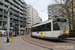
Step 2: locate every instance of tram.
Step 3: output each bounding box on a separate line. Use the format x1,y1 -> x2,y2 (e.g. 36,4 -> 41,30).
31,18 -> 69,40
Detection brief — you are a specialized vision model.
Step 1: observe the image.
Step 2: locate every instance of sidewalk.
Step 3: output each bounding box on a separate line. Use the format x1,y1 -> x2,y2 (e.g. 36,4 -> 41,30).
66,37 -> 75,40
0,36 -> 48,50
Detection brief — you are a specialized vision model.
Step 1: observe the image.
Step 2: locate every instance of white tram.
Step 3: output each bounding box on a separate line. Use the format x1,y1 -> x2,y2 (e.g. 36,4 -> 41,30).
31,18 -> 69,40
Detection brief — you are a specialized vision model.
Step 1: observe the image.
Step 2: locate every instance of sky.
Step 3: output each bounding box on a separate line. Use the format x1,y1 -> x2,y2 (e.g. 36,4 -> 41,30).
24,0 -> 57,21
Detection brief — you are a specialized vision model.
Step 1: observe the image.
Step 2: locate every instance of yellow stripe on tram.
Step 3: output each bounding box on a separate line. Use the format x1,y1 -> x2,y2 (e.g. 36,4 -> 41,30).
41,31 -> 43,38
63,30 -> 66,34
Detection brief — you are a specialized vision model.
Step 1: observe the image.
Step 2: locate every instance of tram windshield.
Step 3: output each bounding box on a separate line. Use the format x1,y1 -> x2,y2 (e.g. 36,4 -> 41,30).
53,19 -> 68,30
57,22 -> 68,30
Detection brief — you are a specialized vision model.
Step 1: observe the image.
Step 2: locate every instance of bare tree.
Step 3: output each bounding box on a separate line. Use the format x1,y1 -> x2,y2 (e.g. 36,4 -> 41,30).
54,0 -> 74,32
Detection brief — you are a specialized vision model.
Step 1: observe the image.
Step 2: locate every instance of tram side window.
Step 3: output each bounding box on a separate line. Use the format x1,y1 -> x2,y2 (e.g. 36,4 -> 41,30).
45,23 -> 51,31
32,23 -> 51,32
39,25 -> 45,31
32,27 -> 37,32
53,22 -> 60,30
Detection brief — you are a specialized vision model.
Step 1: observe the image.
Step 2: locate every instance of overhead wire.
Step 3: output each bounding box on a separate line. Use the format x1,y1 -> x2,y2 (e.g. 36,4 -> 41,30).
32,0 -> 39,5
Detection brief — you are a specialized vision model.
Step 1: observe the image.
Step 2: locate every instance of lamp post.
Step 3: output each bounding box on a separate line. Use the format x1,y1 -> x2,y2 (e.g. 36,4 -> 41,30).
7,3 -> 10,43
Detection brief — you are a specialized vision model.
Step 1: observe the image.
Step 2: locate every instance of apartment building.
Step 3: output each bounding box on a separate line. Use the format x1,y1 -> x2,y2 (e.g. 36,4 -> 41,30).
0,0 -> 27,35
48,4 -> 66,19
26,4 -> 42,32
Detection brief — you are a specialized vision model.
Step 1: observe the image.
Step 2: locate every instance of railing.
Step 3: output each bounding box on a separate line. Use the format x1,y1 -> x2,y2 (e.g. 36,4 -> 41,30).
20,22 -> 23,25
0,11 -> 3,15
0,5 -> 4,9
8,0 -> 23,10
0,17 -> 3,20
14,21 -> 19,24
20,15 -> 23,17
4,12 -> 7,16
0,0 -> 5,4
10,20 -> 13,23
20,18 -> 23,21
3,18 -> 7,22
23,23 -> 26,25
15,0 -> 23,7
2,26 -> 6,29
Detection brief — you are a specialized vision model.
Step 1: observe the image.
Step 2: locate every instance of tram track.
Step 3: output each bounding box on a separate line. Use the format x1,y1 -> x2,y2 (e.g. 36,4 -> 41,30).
22,35 -> 53,50
21,35 -> 70,50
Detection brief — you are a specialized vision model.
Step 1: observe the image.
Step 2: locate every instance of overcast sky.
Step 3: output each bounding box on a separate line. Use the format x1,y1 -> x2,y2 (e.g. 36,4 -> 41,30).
24,0 -> 57,21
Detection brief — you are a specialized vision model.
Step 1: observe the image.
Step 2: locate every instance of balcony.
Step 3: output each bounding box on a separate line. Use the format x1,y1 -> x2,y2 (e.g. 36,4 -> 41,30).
4,12 -> 7,16
10,20 -> 13,23
8,0 -> 15,5
20,22 -> 23,25
10,5 -> 19,12
3,18 -> 7,22
10,15 -> 13,18
0,5 -> 4,9
24,16 -> 26,18
0,11 -> 3,15
2,26 -> 6,29
0,17 -> 3,21
0,0 -> 5,4
15,0 -> 23,7
13,16 -> 17,19
10,9 -> 15,14
23,23 -> 26,25
8,0 -> 23,10
20,14 -> 23,17
14,21 -> 19,24
10,4 -> 23,14
20,18 -> 23,21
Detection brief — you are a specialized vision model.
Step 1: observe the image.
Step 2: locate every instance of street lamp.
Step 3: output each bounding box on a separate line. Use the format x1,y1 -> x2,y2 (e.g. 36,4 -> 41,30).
6,3 -> 10,43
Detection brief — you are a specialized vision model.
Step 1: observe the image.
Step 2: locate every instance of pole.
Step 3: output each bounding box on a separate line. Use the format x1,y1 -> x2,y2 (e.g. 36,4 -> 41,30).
12,27 -> 13,43
19,20 -> 20,35
7,3 -> 10,43
72,0 -> 74,31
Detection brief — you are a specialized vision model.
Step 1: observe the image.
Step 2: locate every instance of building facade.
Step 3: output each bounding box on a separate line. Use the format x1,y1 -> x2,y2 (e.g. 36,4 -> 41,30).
48,4 -> 66,20
0,0 -> 27,35
26,4 -> 42,32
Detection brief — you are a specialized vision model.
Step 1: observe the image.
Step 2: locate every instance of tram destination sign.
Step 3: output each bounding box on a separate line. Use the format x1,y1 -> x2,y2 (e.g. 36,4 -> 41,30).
53,19 -> 67,22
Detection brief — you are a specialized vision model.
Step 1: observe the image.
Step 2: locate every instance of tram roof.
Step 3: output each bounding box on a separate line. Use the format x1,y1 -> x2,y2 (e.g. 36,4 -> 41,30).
32,18 -> 67,27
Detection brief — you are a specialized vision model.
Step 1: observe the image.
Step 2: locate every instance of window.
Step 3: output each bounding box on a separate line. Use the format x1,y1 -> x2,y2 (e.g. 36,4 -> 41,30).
0,21 -> 1,26
20,25 -> 22,28
45,23 -> 51,31
27,23 -> 31,24
27,12 -> 30,13
27,7 -> 30,8
28,15 -> 30,16
48,15 -> 51,16
27,20 -> 31,22
27,17 -> 31,19
32,23 -> 51,32
53,22 -> 60,30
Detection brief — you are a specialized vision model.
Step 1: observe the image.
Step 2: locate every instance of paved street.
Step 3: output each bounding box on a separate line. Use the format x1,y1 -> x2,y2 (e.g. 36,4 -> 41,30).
22,35 -> 75,50
0,35 -> 75,50
0,36 -> 49,50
